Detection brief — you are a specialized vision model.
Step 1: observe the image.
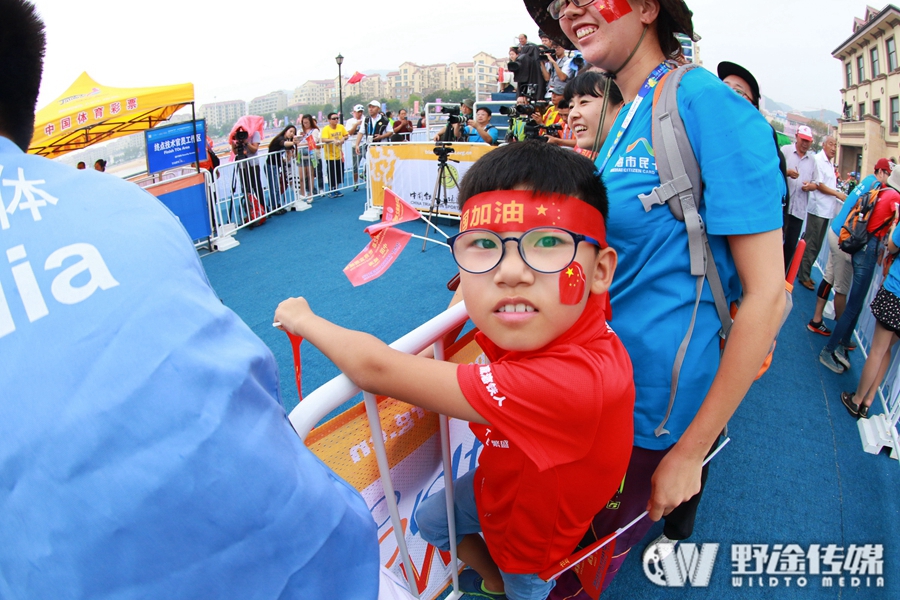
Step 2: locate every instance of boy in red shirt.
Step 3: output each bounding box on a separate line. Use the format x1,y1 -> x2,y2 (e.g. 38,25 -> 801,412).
275,141 -> 635,600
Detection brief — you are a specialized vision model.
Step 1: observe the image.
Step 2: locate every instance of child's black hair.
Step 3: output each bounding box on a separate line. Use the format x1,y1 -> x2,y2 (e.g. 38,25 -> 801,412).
0,0 -> 46,150
562,70 -> 624,107
458,140 -> 608,221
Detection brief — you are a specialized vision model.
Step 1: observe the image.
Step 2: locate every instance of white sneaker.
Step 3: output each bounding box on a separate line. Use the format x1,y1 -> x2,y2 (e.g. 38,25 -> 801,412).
642,533 -> 678,567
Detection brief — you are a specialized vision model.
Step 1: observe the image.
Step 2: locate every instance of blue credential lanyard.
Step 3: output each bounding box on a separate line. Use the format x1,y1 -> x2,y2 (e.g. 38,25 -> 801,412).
597,61 -> 672,174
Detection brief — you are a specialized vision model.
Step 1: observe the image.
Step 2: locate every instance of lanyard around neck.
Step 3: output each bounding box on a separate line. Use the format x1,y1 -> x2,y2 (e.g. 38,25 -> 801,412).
597,61 -> 672,174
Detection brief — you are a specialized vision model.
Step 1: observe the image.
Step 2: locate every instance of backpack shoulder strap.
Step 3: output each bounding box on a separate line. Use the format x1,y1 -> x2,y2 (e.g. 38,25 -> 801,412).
640,62 -> 729,330
638,63 -> 702,224
636,63 -> 733,437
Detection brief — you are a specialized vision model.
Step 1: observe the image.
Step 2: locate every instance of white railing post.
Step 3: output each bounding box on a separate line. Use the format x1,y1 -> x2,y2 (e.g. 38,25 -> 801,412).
289,301 -> 471,599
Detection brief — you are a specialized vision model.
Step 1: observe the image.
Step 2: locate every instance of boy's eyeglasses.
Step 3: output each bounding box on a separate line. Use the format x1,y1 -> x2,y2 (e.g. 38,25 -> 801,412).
448,227 -> 600,274
548,0 -> 594,20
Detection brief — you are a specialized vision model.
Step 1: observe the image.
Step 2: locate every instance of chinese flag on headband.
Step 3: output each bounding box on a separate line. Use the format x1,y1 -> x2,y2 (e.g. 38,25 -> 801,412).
343,227 -> 413,286
365,188 -> 421,234
596,0 -> 633,22
347,71 -> 366,85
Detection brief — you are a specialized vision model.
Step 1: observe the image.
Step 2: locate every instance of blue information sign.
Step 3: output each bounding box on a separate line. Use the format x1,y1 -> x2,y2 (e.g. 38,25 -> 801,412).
145,120 -> 207,174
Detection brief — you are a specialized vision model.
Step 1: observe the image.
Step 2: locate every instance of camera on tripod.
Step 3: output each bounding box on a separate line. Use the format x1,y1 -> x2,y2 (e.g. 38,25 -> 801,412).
233,128 -> 249,161
440,105 -> 469,125
433,143 -> 455,159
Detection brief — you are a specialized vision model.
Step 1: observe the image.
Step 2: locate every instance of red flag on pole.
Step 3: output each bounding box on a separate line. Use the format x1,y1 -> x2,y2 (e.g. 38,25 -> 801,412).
347,71 -> 366,85
498,66 -> 505,82
365,188 -> 421,234
343,227 -> 413,286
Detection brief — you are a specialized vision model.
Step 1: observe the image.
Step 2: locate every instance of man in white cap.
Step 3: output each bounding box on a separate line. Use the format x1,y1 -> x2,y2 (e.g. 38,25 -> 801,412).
783,125 -> 818,276
354,100 -> 392,182
345,104 -> 365,190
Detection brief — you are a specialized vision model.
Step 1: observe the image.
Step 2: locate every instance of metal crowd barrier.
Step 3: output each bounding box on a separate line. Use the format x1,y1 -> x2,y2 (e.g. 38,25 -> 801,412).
290,301 -> 470,600
209,148 -> 314,249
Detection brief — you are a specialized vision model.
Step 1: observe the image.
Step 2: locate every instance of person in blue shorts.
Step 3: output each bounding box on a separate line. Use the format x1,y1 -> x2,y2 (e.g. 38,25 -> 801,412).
525,1 -> 786,596
0,2 -> 379,597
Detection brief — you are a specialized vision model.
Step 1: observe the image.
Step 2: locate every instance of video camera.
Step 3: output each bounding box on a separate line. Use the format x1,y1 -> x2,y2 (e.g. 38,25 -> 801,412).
537,44 -> 554,60
499,104 -> 536,117
433,142 -> 455,161
233,128 -> 249,161
440,105 -> 469,125
500,104 -> 545,142
544,123 -> 564,135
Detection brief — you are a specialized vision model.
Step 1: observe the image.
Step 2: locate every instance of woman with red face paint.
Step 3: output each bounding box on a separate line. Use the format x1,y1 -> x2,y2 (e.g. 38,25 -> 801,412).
525,1 -> 787,595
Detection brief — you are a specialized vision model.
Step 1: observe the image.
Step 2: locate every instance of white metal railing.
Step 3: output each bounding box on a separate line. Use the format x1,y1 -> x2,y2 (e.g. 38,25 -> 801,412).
290,301 -> 470,600
211,150 -> 301,234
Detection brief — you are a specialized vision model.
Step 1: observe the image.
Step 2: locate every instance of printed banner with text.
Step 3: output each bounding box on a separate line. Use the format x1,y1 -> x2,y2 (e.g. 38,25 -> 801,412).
366,143 -> 495,215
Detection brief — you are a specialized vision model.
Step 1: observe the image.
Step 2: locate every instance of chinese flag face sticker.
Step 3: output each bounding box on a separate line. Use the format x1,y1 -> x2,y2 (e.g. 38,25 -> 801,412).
596,0 -> 633,23
559,261 -> 586,305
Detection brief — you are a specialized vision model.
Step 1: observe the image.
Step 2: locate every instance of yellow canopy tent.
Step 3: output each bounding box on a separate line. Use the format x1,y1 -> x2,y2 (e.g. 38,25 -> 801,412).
29,72 -> 194,159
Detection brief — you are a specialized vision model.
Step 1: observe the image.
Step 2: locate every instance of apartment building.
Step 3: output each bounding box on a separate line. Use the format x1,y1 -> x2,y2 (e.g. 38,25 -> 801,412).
835,4 -> 900,177
198,100 -> 247,129
248,91 -> 288,116
292,52 -> 507,107
292,80 -> 335,107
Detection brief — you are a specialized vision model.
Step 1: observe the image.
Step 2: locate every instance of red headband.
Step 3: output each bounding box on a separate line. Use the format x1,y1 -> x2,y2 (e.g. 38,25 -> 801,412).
460,190 -> 606,246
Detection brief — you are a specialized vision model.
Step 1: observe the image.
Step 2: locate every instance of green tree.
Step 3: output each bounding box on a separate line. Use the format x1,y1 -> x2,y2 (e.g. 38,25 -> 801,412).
807,118 -> 830,152
422,89 -> 473,104
770,120 -> 784,133
342,94 -> 364,116
385,99 -> 403,113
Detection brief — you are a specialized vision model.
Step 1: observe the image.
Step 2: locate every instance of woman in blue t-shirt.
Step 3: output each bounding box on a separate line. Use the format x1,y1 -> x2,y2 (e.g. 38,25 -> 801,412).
843,208 -> 900,419
525,1 -> 786,594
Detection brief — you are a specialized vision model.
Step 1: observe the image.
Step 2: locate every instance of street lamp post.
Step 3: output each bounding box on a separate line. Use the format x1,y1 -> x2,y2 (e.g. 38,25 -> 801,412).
336,53 -> 344,125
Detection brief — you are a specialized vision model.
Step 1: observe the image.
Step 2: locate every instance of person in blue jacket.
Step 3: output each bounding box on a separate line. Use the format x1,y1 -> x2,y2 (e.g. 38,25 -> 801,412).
524,1 -> 786,595
0,2 -> 379,598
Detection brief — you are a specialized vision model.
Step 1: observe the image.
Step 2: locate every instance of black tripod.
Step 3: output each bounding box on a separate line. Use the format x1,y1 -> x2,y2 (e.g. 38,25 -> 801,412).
421,142 -> 459,251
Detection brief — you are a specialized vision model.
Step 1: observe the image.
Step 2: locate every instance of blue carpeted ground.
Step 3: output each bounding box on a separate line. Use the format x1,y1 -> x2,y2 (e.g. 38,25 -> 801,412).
202,192 -> 899,599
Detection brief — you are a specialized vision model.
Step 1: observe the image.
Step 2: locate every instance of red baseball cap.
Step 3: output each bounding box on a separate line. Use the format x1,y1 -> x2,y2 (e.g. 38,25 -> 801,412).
796,125 -> 813,141
875,158 -> 891,172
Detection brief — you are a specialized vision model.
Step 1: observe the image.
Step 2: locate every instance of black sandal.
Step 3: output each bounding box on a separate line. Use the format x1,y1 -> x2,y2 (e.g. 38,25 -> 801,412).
858,403 -> 869,419
841,392 -> 860,419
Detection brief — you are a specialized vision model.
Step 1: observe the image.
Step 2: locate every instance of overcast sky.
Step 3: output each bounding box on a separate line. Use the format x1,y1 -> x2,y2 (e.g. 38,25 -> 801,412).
31,0 -> 863,113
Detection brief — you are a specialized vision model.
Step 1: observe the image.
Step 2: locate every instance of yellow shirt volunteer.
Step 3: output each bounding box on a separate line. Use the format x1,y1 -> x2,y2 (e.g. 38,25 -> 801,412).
320,124 -> 348,161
